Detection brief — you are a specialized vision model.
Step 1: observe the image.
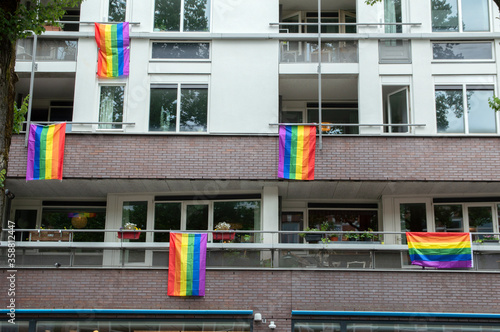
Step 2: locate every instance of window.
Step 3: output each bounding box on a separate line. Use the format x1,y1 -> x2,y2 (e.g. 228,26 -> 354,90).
432,42 -> 493,60
308,209 -> 379,233
384,0 -> 402,33
379,40 -> 411,63
154,0 -> 210,32
432,0 -> 490,32
434,203 -> 496,240
108,0 -> 126,22
435,85 -> 496,134
434,204 -> 463,232
149,84 -> 208,132
383,86 -> 409,133
152,42 -> 210,59
99,85 -> 124,129
305,11 -> 356,34
307,103 -> 359,135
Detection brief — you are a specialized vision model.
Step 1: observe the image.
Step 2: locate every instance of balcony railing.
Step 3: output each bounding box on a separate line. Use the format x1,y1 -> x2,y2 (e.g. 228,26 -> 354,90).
2,229 -> 500,271
280,41 -> 358,63
16,38 -> 78,62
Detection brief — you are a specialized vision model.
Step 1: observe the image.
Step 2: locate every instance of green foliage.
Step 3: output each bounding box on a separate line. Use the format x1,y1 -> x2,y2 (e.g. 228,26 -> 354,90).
0,0 -> 84,43
13,95 -> 29,134
364,0 -> 381,5
488,95 -> 500,112
0,169 -> 5,189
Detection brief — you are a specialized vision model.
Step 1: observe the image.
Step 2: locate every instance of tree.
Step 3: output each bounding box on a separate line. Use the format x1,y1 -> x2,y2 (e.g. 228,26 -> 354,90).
0,0 -> 84,229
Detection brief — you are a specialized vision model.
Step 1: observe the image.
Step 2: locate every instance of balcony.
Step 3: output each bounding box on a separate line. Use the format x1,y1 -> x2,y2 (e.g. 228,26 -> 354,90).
280,41 -> 358,63
16,38 -> 78,62
3,229 -> 500,271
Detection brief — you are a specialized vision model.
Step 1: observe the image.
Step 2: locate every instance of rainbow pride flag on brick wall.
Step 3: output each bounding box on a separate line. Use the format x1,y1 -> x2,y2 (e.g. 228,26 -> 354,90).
406,232 -> 473,268
168,233 -> 207,296
94,22 -> 129,78
26,123 -> 66,181
278,125 -> 316,180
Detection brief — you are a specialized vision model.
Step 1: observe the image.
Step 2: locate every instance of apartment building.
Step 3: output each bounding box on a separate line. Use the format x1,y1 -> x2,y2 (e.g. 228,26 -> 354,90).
2,0 -> 500,331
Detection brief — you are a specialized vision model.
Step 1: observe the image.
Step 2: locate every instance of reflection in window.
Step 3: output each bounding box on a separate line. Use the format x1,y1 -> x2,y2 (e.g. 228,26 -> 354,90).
400,203 -> 426,244
186,204 -> 209,230
108,0 -> 126,22
432,0 -> 489,32
468,206 -> 493,239
308,210 -> 378,233
152,42 -> 209,59
434,204 -> 463,232
384,0 -> 402,33
435,85 -> 496,134
214,201 -> 261,242
154,0 -> 210,32
149,84 -> 208,133
41,207 -> 106,242
122,201 -> 147,242
154,202 -> 181,242
433,42 -> 493,60
99,85 -> 124,129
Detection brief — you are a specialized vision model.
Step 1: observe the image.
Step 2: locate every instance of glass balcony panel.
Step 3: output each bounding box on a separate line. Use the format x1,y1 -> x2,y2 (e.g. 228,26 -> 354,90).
280,41 -> 358,63
16,39 -> 78,61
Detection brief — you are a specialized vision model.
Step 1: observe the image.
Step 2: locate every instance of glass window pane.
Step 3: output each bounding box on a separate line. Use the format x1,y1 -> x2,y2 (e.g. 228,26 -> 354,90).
180,85 -> 208,132
385,0 -> 402,33
294,322 -> 341,331
467,88 -> 496,133
435,88 -> 464,133
462,0 -> 489,31
99,86 -> 124,129
388,89 -> 408,133
14,209 -> 37,241
308,108 -> 359,134
122,201 -> 148,242
281,211 -> 303,243
108,0 -> 126,22
400,203 -> 427,244
186,204 -> 209,230
434,204 -> 463,232
282,111 -> 303,123
214,201 -> 261,242
184,0 -> 210,32
433,42 -> 493,60
468,206 -> 493,239
154,0 -> 181,31
152,42 -> 210,59
149,87 -> 177,132
154,202 -> 181,242
42,207 -> 106,242
431,0 -> 458,32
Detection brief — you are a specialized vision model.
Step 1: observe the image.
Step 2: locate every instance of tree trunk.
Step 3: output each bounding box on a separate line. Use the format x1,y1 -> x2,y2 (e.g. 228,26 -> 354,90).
0,0 -> 19,234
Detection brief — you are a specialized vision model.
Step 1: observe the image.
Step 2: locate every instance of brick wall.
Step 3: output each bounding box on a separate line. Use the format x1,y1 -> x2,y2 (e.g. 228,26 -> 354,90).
2,269 -> 499,331
7,134 -> 500,181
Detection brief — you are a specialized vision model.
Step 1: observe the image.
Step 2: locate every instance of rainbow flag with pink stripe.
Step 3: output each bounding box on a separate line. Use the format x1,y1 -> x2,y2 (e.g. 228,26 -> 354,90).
168,233 -> 207,297
278,125 -> 316,180
26,123 -> 66,181
94,22 -> 129,78
406,232 -> 473,269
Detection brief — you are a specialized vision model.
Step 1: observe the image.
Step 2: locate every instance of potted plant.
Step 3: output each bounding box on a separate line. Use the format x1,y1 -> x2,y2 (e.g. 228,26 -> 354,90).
476,235 -> 500,244
360,228 -> 382,242
300,227 -> 323,243
213,222 -> 235,241
117,222 -> 141,239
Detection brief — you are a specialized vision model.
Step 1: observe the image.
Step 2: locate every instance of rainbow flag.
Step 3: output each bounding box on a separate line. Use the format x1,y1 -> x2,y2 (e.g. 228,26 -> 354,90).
94,22 -> 129,78
406,232 -> 473,268
26,123 -> 66,181
278,125 -> 316,180
168,233 -> 207,296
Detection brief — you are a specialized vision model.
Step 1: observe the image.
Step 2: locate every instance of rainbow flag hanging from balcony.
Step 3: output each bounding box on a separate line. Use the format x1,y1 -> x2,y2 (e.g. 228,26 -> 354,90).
168,233 -> 207,296
94,22 -> 129,78
26,123 -> 66,181
278,125 -> 316,180
406,232 -> 473,269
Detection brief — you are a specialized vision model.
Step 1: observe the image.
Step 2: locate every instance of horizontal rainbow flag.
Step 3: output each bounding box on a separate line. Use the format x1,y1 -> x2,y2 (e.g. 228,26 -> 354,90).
94,22 -> 129,78
26,123 -> 66,181
278,125 -> 316,180
406,232 -> 473,268
168,233 -> 207,296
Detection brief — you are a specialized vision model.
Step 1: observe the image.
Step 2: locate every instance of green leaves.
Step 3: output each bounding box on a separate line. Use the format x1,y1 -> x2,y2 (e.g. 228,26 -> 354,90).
488,95 -> 500,112
13,95 -> 29,134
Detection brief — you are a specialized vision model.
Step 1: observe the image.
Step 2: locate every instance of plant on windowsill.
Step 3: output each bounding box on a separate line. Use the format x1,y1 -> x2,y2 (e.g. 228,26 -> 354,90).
117,222 -> 141,239
360,228 -> 382,242
213,222 -> 235,241
474,235 -> 500,244
299,227 -> 323,243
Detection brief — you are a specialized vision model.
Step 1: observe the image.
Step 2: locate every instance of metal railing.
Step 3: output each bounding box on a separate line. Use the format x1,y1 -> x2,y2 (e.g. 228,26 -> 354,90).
2,229 -> 499,271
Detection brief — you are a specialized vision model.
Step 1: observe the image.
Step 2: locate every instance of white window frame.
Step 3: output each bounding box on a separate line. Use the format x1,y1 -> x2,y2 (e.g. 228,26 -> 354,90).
96,83 -> 127,132
431,41 -> 494,62
107,0 -> 128,22
433,78 -> 498,135
150,40 -> 211,62
149,82 -> 209,134
153,0 -> 211,32
431,0 -> 492,33
385,86 -> 411,134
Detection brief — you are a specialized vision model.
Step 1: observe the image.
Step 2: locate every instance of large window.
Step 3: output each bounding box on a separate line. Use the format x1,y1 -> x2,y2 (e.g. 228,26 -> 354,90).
149,84 -> 208,133
99,85 -> 124,129
152,42 -> 210,59
384,0 -> 403,33
432,0 -> 490,32
307,104 -> 359,135
108,0 -> 126,22
154,0 -> 210,32
435,85 -> 496,134
433,42 -> 493,60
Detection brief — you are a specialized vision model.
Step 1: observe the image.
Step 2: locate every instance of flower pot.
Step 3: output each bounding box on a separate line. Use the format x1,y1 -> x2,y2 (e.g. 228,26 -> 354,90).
117,231 -> 141,239
304,233 -> 323,243
213,232 -> 235,241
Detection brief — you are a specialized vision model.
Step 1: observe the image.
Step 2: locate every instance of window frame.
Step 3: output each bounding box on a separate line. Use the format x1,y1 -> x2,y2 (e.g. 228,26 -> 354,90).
153,0 -> 211,33
431,0 -> 492,33
97,83 -> 127,132
431,41 -> 494,62
107,0 -> 127,22
149,82 -> 209,134
150,40 -> 211,62
434,82 -> 498,134
383,85 -> 411,134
